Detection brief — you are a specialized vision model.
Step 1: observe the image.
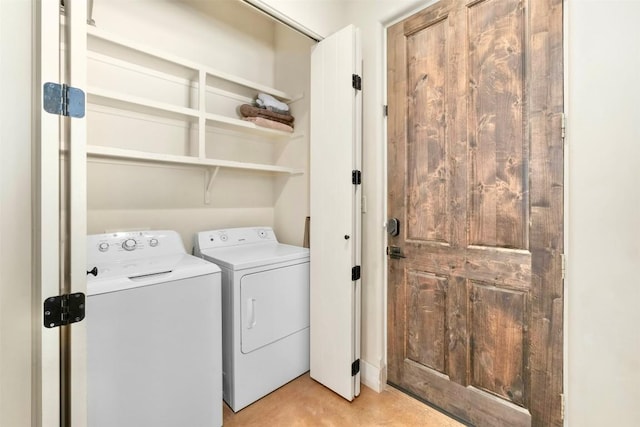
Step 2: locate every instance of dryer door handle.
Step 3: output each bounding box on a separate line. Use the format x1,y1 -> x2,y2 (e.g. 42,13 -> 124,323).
247,298 -> 257,329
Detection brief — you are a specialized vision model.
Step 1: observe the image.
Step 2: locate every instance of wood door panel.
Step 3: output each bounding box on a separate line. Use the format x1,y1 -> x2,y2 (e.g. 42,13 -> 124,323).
406,245 -> 531,289
400,360 -> 531,426
406,271 -> 447,372
468,0 -> 527,249
407,20 -> 449,243
388,0 -> 563,425
470,282 -> 526,405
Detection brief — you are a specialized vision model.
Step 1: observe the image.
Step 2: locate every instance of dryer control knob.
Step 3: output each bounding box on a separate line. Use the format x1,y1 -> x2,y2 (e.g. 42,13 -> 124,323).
149,238 -> 159,247
122,238 -> 137,251
98,242 -> 109,252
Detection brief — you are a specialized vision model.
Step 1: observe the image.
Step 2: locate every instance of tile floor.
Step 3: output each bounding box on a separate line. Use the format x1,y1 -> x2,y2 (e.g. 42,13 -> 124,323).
222,373 -> 464,426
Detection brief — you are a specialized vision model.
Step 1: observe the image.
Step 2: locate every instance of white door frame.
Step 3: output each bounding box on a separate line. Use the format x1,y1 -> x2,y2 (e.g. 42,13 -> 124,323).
64,0 -> 88,424
34,1 -> 88,425
35,1 -> 63,424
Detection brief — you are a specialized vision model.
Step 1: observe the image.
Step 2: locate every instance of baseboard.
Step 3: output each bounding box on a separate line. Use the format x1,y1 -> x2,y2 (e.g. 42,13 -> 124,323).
360,360 -> 386,393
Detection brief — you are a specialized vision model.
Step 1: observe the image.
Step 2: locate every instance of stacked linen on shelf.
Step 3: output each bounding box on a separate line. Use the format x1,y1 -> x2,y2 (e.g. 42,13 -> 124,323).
239,93 -> 295,133
255,93 -> 289,113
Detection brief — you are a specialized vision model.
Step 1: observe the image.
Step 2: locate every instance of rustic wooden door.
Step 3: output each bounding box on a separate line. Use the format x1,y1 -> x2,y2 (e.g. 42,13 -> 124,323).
386,0 -> 563,426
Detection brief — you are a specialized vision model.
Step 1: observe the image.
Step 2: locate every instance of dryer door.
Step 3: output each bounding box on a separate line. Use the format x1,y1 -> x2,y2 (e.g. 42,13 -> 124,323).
240,262 -> 310,354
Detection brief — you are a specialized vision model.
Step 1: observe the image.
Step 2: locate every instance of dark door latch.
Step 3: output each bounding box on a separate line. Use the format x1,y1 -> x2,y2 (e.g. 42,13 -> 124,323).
386,246 -> 406,259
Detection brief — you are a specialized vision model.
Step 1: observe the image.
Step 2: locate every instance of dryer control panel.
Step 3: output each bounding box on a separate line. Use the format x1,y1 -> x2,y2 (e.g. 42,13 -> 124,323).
195,227 -> 277,251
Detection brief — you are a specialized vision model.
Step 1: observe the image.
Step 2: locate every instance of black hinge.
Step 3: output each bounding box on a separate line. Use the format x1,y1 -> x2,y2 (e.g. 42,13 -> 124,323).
351,265 -> 361,281
43,82 -> 86,118
352,74 -> 362,90
352,170 -> 362,185
43,293 -> 86,328
351,359 -> 360,376
383,105 -> 388,116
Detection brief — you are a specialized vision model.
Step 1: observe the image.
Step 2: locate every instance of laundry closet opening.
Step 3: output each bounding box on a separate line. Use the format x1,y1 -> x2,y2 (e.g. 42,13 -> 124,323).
86,0 -> 313,250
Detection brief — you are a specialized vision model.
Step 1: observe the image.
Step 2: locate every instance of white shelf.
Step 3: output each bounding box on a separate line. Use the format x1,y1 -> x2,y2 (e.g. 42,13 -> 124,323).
87,87 -> 295,138
87,145 -> 304,175
85,25 -> 302,178
204,113 -> 294,138
87,25 -> 293,101
87,86 -> 199,121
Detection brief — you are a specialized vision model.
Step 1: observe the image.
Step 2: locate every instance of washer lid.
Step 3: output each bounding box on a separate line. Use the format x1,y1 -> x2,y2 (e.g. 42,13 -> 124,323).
87,254 -> 220,296
199,242 -> 309,270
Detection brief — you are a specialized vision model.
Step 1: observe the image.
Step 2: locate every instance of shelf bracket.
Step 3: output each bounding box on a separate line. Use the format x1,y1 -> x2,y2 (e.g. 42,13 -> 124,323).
204,166 -> 220,205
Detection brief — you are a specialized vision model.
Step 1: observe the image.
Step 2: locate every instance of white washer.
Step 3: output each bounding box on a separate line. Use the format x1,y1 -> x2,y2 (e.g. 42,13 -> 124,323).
194,227 -> 310,412
87,230 -> 222,427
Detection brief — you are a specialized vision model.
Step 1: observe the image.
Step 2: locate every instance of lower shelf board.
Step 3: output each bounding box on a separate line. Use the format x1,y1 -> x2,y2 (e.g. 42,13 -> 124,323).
86,145 -> 304,175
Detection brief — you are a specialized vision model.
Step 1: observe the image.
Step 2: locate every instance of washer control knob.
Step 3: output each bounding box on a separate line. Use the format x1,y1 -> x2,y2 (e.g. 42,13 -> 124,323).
149,238 -> 159,247
122,238 -> 137,251
98,242 -> 109,252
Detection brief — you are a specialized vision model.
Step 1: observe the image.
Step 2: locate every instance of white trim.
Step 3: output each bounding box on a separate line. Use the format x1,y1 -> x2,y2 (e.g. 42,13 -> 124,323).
360,360 -> 386,393
35,1 -> 61,425
66,0 -> 88,424
241,0 -> 323,41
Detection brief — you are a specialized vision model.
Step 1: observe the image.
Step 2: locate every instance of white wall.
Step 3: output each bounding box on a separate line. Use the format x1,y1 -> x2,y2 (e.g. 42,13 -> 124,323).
3,1 -> 636,425
244,0 -> 347,39
0,1 -> 34,425
87,0 -> 311,248
273,25 -> 314,245
566,1 -> 640,425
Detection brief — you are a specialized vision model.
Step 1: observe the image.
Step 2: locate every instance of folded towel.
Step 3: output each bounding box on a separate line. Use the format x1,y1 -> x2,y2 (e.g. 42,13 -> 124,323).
239,104 -> 294,126
243,117 -> 294,133
255,98 -> 289,115
257,93 -> 289,113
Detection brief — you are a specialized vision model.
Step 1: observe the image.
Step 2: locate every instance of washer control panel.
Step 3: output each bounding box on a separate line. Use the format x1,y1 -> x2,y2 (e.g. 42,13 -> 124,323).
88,230 -> 187,264
196,227 -> 277,251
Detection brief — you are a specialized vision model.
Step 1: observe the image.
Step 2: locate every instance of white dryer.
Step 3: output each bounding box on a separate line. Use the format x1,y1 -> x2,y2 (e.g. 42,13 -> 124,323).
86,230 -> 222,427
194,227 -> 310,412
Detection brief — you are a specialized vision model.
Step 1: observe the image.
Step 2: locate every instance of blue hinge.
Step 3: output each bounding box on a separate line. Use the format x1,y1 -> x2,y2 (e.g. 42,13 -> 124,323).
43,82 -> 85,118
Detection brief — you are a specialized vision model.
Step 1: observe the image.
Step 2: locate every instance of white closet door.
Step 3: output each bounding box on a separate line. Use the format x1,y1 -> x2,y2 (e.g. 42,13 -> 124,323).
309,24 -> 362,401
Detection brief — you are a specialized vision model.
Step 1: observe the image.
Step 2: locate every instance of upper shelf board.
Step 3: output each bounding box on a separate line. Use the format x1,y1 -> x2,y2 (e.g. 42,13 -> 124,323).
87,26 -> 293,102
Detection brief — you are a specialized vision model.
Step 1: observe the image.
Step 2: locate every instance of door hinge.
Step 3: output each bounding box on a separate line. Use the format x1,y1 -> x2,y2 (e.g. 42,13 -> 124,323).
383,105 -> 388,117
560,393 -> 565,421
352,74 -> 362,91
351,266 -> 361,281
43,292 -> 86,328
351,359 -> 360,376
561,113 -> 566,139
352,170 -> 362,185
561,254 -> 566,279
43,82 -> 86,118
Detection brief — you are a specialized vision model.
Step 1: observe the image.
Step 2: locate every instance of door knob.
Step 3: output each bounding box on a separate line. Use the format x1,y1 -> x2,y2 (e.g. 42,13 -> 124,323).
387,218 -> 400,237
87,266 -> 98,276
